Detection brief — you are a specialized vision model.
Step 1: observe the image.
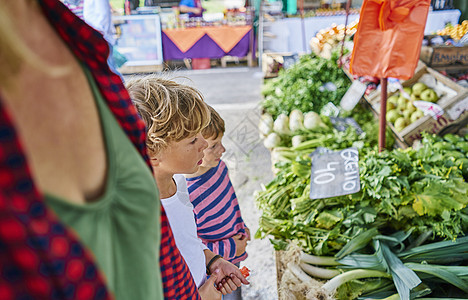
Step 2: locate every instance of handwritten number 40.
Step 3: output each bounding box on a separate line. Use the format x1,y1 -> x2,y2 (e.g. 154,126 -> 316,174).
313,162 -> 339,184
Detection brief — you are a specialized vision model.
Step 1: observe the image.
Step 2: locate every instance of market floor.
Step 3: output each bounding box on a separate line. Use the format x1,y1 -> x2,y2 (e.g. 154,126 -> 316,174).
125,67 -> 279,299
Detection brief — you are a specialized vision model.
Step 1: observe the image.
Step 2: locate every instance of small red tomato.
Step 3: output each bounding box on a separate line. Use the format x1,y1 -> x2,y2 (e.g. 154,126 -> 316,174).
240,266 -> 250,278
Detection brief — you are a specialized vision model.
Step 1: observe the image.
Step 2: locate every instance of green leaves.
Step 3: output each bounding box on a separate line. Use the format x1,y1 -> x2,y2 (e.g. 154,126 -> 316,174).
357,135 -> 468,239
377,241 -> 421,299
335,228 -> 379,259
412,191 -> 465,217
316,211 -> 343,229
256,133 -> 468,259
262,54 -> 351,119
405,263 -> 468,294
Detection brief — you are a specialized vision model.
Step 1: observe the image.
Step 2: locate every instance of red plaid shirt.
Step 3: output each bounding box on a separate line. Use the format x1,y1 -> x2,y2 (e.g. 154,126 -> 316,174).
0,0 -> 200,299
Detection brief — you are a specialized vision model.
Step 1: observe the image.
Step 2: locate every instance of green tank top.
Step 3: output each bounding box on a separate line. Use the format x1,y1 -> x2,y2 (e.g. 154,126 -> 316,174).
45,67 -> 163,300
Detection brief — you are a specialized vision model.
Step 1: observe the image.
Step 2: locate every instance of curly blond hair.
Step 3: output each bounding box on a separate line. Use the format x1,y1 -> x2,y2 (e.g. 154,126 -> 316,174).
126,75 -> 211,155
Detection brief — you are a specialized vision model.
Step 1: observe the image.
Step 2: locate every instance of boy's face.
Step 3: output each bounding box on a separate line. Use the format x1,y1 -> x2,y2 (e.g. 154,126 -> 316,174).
200,134 -> 225,169
154,132 -> 208,175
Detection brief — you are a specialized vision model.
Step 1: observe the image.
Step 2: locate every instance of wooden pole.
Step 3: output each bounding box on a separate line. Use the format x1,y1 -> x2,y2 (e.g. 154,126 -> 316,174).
379,78 -> 388,152
339,0 -> 352,67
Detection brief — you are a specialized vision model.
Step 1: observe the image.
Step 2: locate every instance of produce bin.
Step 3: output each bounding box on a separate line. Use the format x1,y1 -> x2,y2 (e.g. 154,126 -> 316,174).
367,65 -> 468,146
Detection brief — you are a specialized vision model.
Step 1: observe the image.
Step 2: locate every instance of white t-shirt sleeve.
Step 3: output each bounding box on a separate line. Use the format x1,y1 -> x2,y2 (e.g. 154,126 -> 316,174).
160,175 -> 207,287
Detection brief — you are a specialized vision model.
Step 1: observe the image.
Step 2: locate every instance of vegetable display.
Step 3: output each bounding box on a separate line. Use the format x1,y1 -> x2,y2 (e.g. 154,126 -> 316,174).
258,45 -> 467,299
259,104 -> 389,151
261,53 -> 351,119
255,133 -> 468,299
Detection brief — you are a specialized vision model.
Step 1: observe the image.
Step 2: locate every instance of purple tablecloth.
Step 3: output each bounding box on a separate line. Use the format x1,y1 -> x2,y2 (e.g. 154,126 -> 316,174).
162,30 -> 252,60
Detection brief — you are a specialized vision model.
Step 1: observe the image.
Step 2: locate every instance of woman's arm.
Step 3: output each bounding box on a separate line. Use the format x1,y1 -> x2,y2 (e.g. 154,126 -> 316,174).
179,4 -> 202,14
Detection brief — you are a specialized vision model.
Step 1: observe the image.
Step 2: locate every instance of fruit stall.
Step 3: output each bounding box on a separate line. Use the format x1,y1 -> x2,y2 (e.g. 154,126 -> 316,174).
364,64 -> 468,147
254,4 -> 468,299
261,7 -> 461,55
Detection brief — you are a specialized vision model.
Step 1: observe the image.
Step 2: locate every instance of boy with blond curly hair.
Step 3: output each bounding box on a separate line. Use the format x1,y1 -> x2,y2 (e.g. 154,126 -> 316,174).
126,76 -> 249,300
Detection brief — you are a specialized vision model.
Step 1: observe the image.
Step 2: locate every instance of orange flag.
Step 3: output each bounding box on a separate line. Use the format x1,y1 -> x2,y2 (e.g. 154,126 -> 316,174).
350,0 -> 431,80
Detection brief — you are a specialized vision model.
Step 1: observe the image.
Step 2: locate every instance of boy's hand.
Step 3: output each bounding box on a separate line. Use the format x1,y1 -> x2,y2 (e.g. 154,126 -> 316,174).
216,275 -> 241,295
199,269 -> 222,300
232,234 -> 247,257
209,258 -> 249,293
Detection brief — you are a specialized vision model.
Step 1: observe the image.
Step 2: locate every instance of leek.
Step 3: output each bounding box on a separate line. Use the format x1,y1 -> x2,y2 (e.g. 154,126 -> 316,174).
405,263 -> 468,294
322,269 -> 391,292
299,262 -> 340,279
335,228 -> 379,259
300,252 -> 341,266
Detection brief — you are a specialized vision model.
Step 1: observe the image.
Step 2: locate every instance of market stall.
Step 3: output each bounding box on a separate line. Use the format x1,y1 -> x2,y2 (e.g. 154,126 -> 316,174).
161,25 -> 254,62
158,6 -> 255,67
261,9 -> 461,54
256,55 -> 468,299
112,4 -> 254,70
254,1 -> 468,299
113,14 -> 164,73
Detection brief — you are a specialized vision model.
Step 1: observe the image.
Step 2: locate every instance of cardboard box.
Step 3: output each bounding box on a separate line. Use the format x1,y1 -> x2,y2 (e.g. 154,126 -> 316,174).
420,45 -> 468,68
368,65 -> 468,147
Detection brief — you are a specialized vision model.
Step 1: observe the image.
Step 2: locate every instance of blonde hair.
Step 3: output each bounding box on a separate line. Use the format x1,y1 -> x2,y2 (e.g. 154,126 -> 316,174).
126,75 -> 211,154
0,1 -> 70,90
202,105 -> 225,140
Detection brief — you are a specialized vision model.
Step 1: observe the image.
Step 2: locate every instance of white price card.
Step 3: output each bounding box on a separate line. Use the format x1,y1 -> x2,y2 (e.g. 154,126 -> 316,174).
340,80 -> 367,111
330,117 -> 364,134
413,101 -> 444,120
321,102 -> 341,117
447,96 -> 468,120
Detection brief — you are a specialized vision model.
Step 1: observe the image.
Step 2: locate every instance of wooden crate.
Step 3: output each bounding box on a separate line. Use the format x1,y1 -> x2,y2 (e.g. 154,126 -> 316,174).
399,92 -> 468,145
367,65 -> 468,146
420,45 -> 468,68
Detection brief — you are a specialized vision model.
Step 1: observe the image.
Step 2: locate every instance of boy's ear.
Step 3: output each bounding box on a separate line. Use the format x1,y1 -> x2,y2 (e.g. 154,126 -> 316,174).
150,157 -> 160,167
148,148 -> 161,167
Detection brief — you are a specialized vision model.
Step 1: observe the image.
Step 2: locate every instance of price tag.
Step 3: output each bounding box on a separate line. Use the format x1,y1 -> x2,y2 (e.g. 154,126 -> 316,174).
447,96 -> 468,120
330,117 -> 364,134
340,80 -> 367,111
310,147 -> 360,200
413,101 -> 444,120
321,102 -> 340,117
282,54 -> 300,70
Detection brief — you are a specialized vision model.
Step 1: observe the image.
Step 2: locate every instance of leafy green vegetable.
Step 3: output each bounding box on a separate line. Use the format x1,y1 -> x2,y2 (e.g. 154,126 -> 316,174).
256,134 -> 468,257
262,53 -> 351,119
